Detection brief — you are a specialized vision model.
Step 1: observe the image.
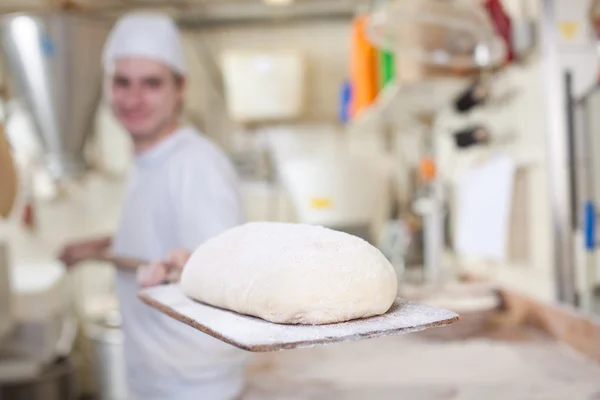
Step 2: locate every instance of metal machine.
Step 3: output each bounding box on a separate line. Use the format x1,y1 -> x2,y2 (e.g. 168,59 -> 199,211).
0,10 -> 113,399
355,0 -> 508,284
0,11 -> 112,181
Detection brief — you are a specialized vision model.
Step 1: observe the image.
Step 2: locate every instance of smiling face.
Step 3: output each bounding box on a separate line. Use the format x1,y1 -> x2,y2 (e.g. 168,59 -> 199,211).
107,57 -> 185,150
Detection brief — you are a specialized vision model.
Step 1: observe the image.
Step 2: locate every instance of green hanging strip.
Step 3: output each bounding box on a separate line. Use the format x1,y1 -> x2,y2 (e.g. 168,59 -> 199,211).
379,50 -> 395,89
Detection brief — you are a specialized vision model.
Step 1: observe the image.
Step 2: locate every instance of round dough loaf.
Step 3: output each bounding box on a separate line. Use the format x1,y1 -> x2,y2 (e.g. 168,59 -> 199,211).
179,222 -> 398,325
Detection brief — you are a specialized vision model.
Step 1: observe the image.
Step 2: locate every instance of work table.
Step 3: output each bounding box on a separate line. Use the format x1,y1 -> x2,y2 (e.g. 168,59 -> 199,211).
242,325 -> 600,399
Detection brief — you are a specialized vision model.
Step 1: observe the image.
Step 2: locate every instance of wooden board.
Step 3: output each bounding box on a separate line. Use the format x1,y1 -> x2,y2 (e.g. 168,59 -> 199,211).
138,284 -> 460,352
0,126 -> 17,219
497,287 -> 600,363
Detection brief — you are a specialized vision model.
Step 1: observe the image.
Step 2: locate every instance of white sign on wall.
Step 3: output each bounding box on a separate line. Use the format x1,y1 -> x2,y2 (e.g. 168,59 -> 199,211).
555,0 -> 595,49
554,0 -> 599,98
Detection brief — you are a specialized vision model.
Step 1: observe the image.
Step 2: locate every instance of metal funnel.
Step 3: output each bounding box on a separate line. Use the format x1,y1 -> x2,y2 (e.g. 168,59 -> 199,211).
0,12 -> 113,180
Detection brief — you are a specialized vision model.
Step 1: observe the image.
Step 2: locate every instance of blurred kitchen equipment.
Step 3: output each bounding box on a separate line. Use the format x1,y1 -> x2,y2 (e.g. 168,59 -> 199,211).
353,0 -> 513,286
0,358 -> 78,400
378,49 -> 396,89
0,11 -> 113,181
221,49 -> 305,123
591,0 -> 600,61
582,201 -> 597,314
85,309 -> 127,400
350,13 -> 379,118
414,148 -> 445,284
483,0 -> 515,63
0,258 -> 79,400
505,0 -> 538,61
338,80 -> 352,124
378,218 -> 413,282
366,0 -> 507,73
277,154 -> 392,243
9,261 -> 75,364
453,126 -> 491,148
0,125 -> 17,219
454,79 -> 490,113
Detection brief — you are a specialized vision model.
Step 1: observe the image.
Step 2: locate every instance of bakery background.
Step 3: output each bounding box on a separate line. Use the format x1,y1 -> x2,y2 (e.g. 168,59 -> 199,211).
1,0 -> 600,399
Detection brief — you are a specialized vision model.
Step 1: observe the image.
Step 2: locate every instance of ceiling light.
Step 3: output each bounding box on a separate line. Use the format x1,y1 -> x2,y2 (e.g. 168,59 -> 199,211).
262,0 -> 294,6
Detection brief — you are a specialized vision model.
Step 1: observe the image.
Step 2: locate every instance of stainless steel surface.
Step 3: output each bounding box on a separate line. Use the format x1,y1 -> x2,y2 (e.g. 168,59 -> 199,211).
86,311 -> 127,400
0,11 -> 113,180
565,72 -> 579,231
423,194 -> 444,284
420,119 -> 443,285
539,0 -> 577,305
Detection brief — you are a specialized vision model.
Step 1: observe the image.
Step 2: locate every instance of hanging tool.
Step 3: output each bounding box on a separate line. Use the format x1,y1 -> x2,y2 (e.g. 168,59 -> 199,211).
339,80 -> 353,125
454,78 -> 491,113
416,152 -> 444,285
378,50 -> 395,89
349,13 -> 378,118
583,201 -> 597,314
483,0 -> 515,64
453,126 -> 491,149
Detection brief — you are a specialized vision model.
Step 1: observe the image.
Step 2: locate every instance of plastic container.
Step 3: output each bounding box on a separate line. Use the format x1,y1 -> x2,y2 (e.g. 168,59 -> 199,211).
221,50 -> 305,123
278,154 -> 391,229
10,261 -> 68,364
86,310 -> 128,400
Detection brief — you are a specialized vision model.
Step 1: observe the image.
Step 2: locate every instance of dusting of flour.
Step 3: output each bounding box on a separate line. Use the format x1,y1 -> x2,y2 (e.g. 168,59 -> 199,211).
139,285 -> 458,351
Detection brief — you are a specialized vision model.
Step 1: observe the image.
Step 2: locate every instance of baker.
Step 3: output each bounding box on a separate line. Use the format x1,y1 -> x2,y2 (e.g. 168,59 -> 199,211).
58,12 -> 250,400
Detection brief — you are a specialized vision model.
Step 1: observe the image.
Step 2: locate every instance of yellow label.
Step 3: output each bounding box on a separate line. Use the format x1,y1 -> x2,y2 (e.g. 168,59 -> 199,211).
310,197 -> 333,209
558,21 -> 580,41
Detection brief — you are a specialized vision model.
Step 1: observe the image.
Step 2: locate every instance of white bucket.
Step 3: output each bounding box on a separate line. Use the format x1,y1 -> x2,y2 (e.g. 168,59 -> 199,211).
279,154 -> 392,230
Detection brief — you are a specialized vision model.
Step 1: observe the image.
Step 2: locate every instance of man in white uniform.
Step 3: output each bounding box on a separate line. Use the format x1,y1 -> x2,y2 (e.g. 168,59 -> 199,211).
58,13 -> 249,400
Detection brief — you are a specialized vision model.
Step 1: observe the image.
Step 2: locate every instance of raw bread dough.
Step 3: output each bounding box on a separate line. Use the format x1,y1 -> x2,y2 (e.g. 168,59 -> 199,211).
179,222 -> 398,325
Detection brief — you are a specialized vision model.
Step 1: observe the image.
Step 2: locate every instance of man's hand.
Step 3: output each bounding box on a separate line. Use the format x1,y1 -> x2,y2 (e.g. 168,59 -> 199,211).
58,237 -> 112,269
137,248 -> 191,288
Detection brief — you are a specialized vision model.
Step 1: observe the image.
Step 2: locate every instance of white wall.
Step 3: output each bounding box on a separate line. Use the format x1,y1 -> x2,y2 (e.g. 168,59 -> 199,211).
180,20 -> 351,147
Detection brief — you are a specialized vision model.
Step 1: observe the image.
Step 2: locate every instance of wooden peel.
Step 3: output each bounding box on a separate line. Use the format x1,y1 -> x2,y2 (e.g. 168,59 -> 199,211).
138,285 -> 460,352
95,254 -> 150,270
0,125 -> 17,219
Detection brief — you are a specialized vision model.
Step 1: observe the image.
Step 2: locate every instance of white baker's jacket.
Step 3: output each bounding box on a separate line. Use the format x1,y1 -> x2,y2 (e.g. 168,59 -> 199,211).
111,126 -> 250,400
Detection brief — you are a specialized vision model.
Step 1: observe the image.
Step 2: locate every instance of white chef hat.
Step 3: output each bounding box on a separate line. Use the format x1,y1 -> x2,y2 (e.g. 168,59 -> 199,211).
102,13 -> 187,76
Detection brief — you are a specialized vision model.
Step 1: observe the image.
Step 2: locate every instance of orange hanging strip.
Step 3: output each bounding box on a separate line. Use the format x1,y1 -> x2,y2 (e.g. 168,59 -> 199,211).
349,14 -> 378,118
